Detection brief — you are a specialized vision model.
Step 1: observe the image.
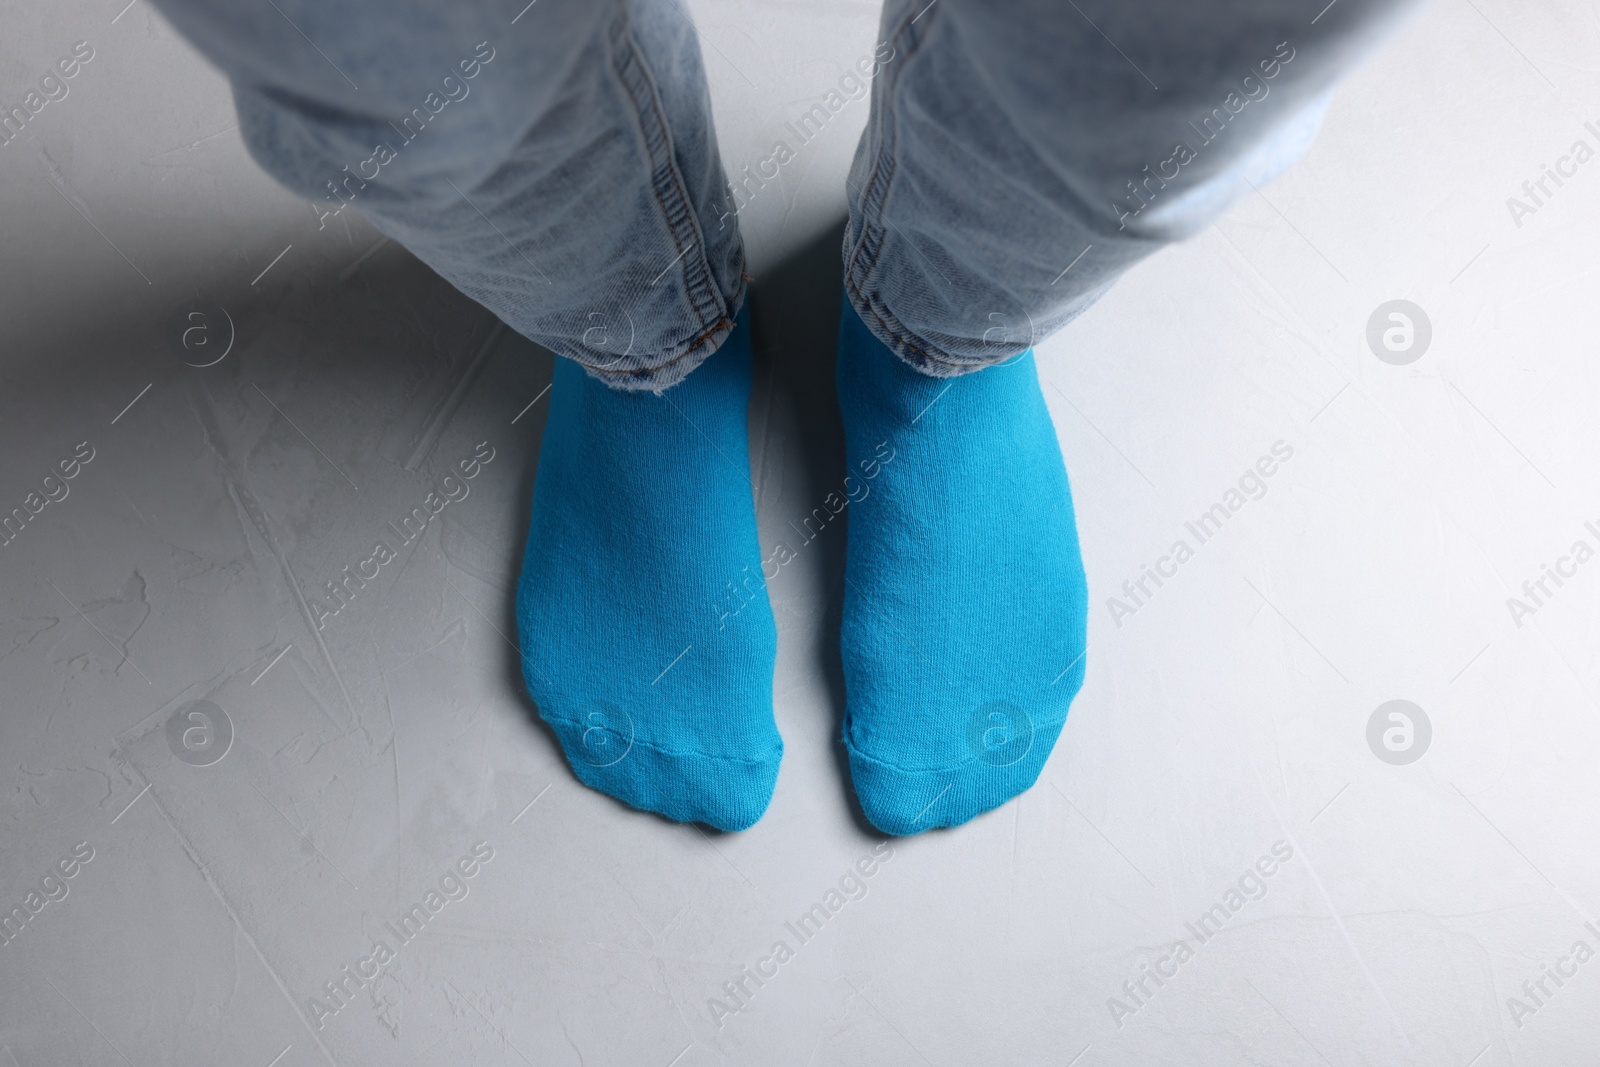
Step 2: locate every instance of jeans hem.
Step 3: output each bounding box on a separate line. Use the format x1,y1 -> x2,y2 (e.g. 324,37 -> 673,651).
573,278 -> 745,393
841,276 -> 997,380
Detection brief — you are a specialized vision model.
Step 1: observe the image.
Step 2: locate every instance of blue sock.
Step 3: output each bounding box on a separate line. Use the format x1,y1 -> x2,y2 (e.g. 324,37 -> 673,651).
835,301 -> 1088,835
516,311 -> 782,831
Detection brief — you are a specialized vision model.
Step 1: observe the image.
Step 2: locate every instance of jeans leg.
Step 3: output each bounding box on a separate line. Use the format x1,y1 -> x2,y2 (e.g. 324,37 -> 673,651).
150,0 -> 744,391
843,0 -> 1430,376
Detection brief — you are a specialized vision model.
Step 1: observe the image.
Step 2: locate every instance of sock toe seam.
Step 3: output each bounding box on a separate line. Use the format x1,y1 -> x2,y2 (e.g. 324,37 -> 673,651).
544,718 -> 783,766
843,722 -> 1068,776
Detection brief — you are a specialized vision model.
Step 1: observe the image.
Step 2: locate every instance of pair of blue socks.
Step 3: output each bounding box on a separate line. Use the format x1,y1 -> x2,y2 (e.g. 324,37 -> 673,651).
516,302 -> 1087,834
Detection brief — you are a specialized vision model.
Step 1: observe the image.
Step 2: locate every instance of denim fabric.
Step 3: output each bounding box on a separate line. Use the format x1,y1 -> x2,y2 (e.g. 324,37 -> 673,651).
151,0 -> 1424,387
844,0 -> 1428,375
151,0 -> 744,391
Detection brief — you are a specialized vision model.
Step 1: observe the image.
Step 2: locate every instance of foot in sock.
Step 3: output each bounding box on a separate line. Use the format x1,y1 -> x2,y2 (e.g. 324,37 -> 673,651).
516,310 -> 781,831
835,301 -> 1088,835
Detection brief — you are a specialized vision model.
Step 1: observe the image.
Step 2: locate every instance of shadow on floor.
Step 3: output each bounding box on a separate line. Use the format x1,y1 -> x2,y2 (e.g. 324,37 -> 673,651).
748,220 -> 880,838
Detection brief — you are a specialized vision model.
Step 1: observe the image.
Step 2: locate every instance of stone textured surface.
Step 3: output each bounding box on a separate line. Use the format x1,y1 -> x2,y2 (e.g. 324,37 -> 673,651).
2,0 -> 1598,1064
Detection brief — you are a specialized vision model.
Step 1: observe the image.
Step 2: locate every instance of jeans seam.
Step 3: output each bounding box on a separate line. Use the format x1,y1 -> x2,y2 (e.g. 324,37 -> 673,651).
843,5 -> 917,310
605,6 -> 735,378
843,3 -> 975,374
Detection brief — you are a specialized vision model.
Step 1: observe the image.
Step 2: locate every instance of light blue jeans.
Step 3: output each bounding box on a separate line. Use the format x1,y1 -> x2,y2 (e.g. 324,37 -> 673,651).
150,0 -> 1424,389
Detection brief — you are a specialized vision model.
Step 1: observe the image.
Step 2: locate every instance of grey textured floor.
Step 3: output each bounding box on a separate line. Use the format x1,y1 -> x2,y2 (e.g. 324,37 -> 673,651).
4,0 -> 1600,1064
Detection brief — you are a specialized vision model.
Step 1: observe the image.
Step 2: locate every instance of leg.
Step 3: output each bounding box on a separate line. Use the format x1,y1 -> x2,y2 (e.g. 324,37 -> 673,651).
844,0 -> 1427,372
150,0 -> 744,386
835,0 -> 1426,834
152,0 -> 783,828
